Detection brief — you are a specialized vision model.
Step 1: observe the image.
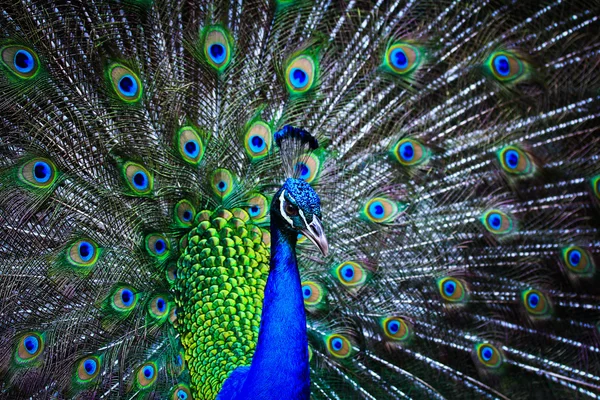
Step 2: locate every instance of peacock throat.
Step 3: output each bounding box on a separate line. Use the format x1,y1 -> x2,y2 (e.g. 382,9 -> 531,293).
175,208 -> 270,399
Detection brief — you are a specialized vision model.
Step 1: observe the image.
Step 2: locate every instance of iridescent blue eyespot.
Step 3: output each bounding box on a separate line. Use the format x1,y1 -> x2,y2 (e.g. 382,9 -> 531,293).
331,337 -> 343,351
84,359 -> 97,375
132,171 -> 149,191
290,68 -> 308,89
481,346 -> 493,361
154,239 -> 166,255
438,277 -> 467,303
569,250 -> 581,266
399,142 -> 414,162
121,289 -> 134,307
443,280 -> 456,296
156,298 -> 166,313
493,55 -> 510,77
488,213 -> 502,230
14,50 -> 35,73
302,285 -> 312,299
390,48 -> 409,70
33,161 -> 52,184
118,74 -> 138,97
249,135 -> 266,153
184,140 -> 200,158
387,320 -> 400,334
175,354 -> 183,366
208,43 -> 226,64
78,241 -> 94,262
527,292 -> 539,308
182,210 -> 192,221
143,365 -> 154,379
24,335 -> 39,354
177,390 -> 188,400
341,264 -> 355,282
475,343 -> 503,369
295,162 -> 311,180
504,150 -> 519,169
249,205 -> 261,217
369,201 -> 385,219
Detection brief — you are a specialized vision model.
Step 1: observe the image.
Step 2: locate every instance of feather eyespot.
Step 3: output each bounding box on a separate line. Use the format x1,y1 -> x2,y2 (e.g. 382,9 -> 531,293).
384,43 -> 423,75
247,193 -> 269,221
498,146 -> 534,175
362,197 -> 402,223
244,121 -> 272,161
301,281 -> 325,307
166,264 -> 177,285
481,209 -> 513,235
438,277 -> 467,303
381,317 -> 412,341
325,334 -> 352,358
204,27 -> 232,71
68,239 -> 100,267
392,138 -> 429,166
294,153 -> 321,183
211,168 -> 234,199
19,158 -> 58,188
521,289 -> 551,317
75,356 -> 101,384
15,332 -> 44,365
123,162 -> 153,195
148,295 -> 169,321
1,45 -> 40,79
485,50 -> 529,83
562,246 -> 594,275
474,343 -> 503,369
171,383 -> 192,400
111,286 -> 138,312
333,261 -> 367,288
108,64 -> 142,102
177,126 -> 205,165
136,362 -> 157,389
174,200 -> 196,227
146,234 -> 170,258
285,54 -> 317,94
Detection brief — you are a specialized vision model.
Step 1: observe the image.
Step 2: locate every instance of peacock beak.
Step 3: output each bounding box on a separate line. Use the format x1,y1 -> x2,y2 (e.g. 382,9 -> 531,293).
300,215 -> 328,257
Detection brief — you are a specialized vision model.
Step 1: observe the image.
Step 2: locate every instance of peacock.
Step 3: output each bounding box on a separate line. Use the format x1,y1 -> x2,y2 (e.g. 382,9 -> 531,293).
0,0 -> 599,398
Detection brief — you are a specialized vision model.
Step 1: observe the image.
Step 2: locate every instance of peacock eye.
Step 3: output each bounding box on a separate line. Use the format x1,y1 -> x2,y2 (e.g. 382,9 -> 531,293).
384,42 -> 423,76
562,246 -> 594,275
1,45 -> 40,79
171,384 -> 192,400
285,54 -> 317,94
325,334 -> 352,358
108,64 -> 143,102
15,332 -> 44,365
19,158 -> 58,188
76,356 -> 101,383
284,200 -> 299,216
135,362 -> 158,389
301,281 -> 325,307
474,343 -> 503,369
203,27 -> 232,71
522,289 -> 551,317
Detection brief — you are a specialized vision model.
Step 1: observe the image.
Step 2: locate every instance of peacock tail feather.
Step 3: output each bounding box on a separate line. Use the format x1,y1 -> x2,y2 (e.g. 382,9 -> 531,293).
1,0 -> 599,399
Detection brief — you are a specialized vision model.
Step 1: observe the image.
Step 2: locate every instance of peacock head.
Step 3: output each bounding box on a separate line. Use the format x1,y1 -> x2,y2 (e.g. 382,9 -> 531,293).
271,178 -> 328,256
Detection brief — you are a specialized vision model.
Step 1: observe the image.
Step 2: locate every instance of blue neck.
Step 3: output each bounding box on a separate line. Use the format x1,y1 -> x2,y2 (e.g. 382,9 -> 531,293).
239,220 -> 310,399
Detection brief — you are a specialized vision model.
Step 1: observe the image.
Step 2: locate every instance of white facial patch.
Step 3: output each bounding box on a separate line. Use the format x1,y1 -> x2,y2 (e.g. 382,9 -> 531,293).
298,208 -> 309,229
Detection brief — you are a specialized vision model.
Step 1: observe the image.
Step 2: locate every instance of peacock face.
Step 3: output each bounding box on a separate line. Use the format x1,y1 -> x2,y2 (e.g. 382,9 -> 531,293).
272,178 -> 328,256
